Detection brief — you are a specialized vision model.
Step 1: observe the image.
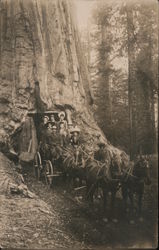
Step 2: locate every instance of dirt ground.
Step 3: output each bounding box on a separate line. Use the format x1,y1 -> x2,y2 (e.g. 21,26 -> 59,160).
0,154 -> 84,249
0,153 -> 158,249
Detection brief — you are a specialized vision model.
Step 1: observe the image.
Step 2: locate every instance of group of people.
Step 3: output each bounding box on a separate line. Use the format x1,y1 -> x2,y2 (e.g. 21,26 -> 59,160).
38,111 -> 150,172
41,111 -> 68,137
39,112 -> 82,160
39,112 -> 114,169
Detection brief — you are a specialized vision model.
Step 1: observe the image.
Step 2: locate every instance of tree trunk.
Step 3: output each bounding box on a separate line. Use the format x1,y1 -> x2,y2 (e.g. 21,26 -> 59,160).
95,23 -> 112,139
0,0 -> 127,163
126,3 -> 157,157
126,6 -> 136,160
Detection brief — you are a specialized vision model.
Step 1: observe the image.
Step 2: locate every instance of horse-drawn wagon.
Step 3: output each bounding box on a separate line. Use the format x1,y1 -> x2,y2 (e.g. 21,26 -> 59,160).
28,110 -> 64,188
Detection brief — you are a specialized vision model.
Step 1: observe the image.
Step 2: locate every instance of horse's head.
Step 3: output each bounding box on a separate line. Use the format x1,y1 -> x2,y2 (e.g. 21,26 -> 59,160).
134,159 -> 151,185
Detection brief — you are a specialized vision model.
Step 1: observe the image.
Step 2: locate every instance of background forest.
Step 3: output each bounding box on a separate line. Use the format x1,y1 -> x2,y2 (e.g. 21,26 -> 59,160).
79,0 -> 158,159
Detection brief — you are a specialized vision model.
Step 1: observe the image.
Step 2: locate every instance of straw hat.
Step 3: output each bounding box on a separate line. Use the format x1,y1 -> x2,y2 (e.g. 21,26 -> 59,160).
52,125 -> 57,130
70,126 -> 80,134
58,111 -> 65,118
44,115 -> 49,120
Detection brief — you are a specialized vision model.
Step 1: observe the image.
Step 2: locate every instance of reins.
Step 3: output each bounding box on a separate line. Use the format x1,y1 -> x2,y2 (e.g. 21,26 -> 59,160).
122,167 -> 139,181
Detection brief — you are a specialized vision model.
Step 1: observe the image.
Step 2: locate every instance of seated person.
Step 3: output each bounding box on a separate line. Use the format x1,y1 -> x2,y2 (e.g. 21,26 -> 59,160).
70,126 -> 81,147
57,111 -> 67,131
46,125 -> 61,146
50,114 -> 56,127
59,122 -> 68,147
47,121 -> 53,132
59,122 -> 67,137
67,123 -> 73,134
41,124 -> 62,160
50,125 -> 63,162
43,115 -> 49,125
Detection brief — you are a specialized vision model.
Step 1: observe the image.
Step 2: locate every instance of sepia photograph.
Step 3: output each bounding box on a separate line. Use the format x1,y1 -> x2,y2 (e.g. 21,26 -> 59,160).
0,0 -> 158,249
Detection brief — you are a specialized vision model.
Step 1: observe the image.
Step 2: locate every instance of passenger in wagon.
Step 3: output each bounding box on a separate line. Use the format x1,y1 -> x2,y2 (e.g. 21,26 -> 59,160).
59,122 -> 68,147
58,111 -> 68,131
50,114 -> 56,127
70,126 -> 84,167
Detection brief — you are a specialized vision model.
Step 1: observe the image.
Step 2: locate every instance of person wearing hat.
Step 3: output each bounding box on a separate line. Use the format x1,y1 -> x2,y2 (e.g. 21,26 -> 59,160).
59,121 -> 68,147
57,111 -> 68,132
52,125 -> 57,133
59,122 -> 67,136
68,123 -> 73,133
58,111 -> 65,119
69,126 -> 84,168
44,115 -> 49,124
46,124 -> 61,146
43,121 -> 54,146
50,114 -> 56,127
70,126 -> 81,147
50,125 -> 63,167
39,115 -> 49,130
42,124 -> 61,161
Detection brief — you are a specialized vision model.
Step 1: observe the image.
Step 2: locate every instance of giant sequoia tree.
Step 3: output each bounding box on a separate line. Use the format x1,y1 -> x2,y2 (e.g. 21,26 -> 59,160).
0,0 -> 127,163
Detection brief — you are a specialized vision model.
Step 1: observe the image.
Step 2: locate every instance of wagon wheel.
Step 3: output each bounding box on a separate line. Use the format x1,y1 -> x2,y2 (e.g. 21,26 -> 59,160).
44,160 -> 54,188
34,152 -> 42,181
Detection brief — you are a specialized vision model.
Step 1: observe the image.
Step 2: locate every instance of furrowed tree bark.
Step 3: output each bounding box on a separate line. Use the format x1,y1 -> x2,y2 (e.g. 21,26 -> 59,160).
0,0 -> 128,164
126,6 -> 136,160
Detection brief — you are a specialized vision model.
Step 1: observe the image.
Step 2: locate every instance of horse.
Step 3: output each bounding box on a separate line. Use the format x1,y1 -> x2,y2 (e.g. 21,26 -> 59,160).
84,157 -> 122,221
120,157 -> 151,221
62,145 -> 86,188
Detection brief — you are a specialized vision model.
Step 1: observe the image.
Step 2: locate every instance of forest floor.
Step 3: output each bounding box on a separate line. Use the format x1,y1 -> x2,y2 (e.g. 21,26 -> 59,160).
0,152 -> 158,249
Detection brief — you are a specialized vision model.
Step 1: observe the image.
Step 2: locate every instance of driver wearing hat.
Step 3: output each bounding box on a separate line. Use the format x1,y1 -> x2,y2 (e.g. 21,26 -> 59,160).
69,126 -> 84,167
70,126 -> 81,147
